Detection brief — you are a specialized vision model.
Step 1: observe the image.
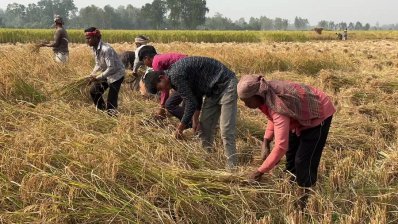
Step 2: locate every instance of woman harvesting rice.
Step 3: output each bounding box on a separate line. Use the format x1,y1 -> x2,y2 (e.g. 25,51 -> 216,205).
238,75 -> 335,208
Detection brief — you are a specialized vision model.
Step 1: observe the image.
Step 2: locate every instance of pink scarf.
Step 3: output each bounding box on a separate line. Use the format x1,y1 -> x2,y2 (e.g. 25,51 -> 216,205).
237,75 -> 322,126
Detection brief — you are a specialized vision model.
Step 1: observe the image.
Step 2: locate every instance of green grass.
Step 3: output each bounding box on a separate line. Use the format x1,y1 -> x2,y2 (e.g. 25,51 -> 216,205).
1,29 -> 398,43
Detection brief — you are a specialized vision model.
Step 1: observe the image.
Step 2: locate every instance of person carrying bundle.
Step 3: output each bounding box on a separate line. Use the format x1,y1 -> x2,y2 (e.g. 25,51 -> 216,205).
40,15 -> 69,63
138,46 -> 191,125
237,75 -> 336,209
143,56 -> 239,170
84,27 -> 125,116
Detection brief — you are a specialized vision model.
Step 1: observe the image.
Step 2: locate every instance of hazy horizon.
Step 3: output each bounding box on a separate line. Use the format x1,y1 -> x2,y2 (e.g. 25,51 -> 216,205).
1,0 -> 396,25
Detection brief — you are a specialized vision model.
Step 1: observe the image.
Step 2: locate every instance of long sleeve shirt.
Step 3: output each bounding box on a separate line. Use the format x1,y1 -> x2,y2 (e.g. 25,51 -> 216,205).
257,87 -> 336,173
152,53 -> 188,106
132,45 -> 146,74
166,56 -> 235,125
48,27 -> 68,53
90,41 -> 125,84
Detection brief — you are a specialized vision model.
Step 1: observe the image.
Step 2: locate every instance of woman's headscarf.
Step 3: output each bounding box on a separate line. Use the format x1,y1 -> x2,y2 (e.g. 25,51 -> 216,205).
238,75 -> 322,126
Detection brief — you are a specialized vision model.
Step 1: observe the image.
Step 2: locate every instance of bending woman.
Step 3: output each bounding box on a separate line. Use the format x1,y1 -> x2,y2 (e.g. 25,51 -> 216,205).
237,75 -> 336,208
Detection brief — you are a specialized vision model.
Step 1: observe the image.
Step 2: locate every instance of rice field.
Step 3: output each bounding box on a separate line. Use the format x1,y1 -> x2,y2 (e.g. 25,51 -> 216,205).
0,38 -> 397,223
1,29 -> 398,44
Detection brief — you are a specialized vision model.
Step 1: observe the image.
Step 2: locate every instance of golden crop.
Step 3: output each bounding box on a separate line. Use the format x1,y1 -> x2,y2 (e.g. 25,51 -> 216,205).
0,38 -> 397,223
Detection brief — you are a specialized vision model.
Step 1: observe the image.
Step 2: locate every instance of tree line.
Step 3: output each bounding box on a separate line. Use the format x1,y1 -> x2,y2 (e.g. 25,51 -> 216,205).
0,0 -> 395,30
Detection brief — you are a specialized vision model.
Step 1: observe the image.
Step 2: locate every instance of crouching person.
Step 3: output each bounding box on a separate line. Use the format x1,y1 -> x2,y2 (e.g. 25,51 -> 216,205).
143,57 -> 238,170
237,75 -> 335,209
85,27 -> 125,116
138,46 -> 188,122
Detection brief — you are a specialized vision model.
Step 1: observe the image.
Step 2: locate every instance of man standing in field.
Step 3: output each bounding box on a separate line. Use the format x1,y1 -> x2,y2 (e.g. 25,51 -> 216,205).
40,15 -> 69,63
138,46 -> 192,126
343,28 -> 348,40
85,27 -> 125,116
143,56 -> 238,170
130,35 -> 150,91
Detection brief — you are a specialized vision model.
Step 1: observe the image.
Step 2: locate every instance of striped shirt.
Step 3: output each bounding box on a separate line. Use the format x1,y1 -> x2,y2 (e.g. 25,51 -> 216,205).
166,56 -> 235,125
90,41 -> 125,83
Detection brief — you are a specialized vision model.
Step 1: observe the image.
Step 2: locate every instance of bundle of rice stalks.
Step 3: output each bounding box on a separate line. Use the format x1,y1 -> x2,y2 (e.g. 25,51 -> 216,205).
30,40 -> 48,53
53,77 -> 90,100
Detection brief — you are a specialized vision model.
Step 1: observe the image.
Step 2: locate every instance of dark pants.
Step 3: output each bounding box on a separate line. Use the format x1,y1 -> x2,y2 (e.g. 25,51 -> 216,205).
285,116 -> 333,188
165,91 -> 192,127
90,77 -> 124,111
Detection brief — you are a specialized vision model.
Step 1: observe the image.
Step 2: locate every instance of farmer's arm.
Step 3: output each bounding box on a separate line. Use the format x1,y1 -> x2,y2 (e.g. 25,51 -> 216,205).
264,120 -> 274,141
46,29 -> 62,48
258,112 -> 290,173
132,50 -> 143,74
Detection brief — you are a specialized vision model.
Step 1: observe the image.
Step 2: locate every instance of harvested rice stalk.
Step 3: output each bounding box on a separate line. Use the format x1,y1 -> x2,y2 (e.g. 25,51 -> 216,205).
53,77 -> 90,100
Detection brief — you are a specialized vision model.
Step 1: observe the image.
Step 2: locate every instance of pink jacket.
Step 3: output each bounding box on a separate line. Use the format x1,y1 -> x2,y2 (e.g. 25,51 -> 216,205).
152,53 -> 187,106
257,87 -> 336,173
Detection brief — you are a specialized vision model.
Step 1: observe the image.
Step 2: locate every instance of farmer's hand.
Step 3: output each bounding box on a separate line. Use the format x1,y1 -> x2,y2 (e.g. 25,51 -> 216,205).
249,170 -> 264,182
154,108 -> 166,120
88,75 -> 97,85
261,138 -> 272,161
175,123 -> 186,139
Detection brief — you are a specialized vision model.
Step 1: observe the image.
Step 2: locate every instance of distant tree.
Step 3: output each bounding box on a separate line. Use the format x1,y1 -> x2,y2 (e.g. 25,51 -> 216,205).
348,22 -> 355,30
274,17 -> 288,30
355,21 -> 363,30
329,21 -> 336,30
34,0 -> 77,27
165,0 -> 182,28
260,16 -> 274,30
318,20 -> 329,29
102,5 -> 122,29
235,18 -> 247,30
294,16 -> 309,30
181,0 -> 208,29
248,17 -> 260,30
74,5 -> 104,28
364,23 -> 371,31
204,12 -> 237,30
338,22 -> 347,30
4,3 -> 26,27
0,9 -> 4,27
114,5 -> 142,29
141,0 -> 167,29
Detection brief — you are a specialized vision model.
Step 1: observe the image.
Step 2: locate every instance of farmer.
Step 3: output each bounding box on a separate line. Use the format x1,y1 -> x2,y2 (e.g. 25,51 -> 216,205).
343,29 -> 348,40
40,15 -> 69,63
85,27 -> 125,116
119,51 -> 135,70
130,35 -> 150,91
336,32 -> 343,40
237,75 -> 335,209
143,57 -> 238,169
138,46 -> 190,124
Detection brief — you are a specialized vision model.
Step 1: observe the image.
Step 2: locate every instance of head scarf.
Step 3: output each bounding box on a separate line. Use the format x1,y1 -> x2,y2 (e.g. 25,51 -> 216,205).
238,75 -> 322,126
135,36 -> 149,45
85,29 -> 101,37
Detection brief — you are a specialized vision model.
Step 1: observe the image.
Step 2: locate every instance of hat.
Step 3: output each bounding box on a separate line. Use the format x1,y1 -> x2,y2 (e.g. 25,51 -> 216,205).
54,15 -> 64,24
135,35 -> 150,45
143,71 -> 161,94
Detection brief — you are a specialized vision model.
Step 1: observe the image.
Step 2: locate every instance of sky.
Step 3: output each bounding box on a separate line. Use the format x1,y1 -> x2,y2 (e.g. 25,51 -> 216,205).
0,0 -> 396,25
